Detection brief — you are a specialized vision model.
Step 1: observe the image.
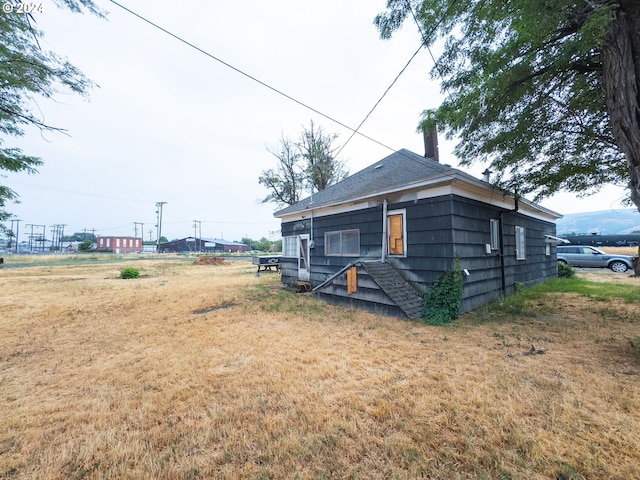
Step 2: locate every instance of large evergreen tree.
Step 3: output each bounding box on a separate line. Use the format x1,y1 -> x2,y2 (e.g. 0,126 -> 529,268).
375,0 -> 640,210
0,0 -> 100,226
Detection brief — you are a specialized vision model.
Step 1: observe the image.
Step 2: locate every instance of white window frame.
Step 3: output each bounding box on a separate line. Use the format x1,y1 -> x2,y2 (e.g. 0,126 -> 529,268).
490,219 -> 500,250
515,226 -> 526,260
325,229 -> 360,256
283,236 -> 298,257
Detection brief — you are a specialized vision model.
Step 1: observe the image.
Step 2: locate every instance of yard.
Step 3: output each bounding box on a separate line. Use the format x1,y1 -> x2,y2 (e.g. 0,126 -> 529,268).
1,256 -> 639,479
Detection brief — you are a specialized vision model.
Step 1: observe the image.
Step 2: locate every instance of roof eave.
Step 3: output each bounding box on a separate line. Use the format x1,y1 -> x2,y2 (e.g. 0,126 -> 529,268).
274,171 -> 459,218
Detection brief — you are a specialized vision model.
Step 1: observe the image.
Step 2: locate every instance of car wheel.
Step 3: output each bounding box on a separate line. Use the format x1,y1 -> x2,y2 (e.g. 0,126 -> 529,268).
557,259 -> 568,265
609,261 -> 628,273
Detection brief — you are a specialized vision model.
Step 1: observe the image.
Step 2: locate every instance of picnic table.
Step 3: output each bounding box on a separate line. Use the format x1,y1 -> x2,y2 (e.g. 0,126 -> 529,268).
252,255 -> 282,273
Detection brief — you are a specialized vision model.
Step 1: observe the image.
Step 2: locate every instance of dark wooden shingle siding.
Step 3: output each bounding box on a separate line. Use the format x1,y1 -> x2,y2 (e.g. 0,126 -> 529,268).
280,193 -> 557,315
391,196 -> 456,287
501,212 -> 557,286
307,207 -> 381,285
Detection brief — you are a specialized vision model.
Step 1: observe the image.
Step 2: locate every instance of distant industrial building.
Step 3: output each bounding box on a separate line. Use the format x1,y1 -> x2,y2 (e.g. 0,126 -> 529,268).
158,237 -> 247,253
96,236 -> 143,254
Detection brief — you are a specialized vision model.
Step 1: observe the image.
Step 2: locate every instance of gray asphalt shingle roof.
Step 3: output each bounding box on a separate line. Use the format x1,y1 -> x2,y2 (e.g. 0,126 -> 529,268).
359,261 -> 423,319
274,149 -> 453,217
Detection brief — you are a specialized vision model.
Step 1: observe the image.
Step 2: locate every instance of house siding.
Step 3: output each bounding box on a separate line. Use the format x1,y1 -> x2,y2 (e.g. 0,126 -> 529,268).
281,193 -> 558,316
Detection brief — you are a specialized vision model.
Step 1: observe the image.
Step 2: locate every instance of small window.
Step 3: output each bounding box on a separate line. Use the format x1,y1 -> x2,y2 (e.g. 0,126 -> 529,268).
325,229 -> 360,256
283,236 -> 298,257
515,226 -> 526,260
490,219 -> 500,250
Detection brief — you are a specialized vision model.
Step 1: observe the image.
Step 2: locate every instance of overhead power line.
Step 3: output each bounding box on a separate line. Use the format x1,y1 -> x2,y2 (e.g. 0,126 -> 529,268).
334,43 -> 423,159
107,0 -> 398,154
106,1 -> 464,171
336,0 -> 462,157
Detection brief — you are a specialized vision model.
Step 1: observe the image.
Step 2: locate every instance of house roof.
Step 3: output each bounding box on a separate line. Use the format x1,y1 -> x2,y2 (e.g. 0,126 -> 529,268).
275,149 -> 451,217
274,148 -> 561,220
201,238 -> 246,246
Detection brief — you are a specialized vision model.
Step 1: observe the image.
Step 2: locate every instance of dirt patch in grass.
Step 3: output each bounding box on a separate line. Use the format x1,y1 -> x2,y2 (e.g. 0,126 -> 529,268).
1,259 -> 639,479
193,256 -> 231,266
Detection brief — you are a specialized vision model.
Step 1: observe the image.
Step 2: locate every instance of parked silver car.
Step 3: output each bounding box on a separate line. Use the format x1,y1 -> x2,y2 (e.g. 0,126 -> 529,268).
556,245 -> 633,272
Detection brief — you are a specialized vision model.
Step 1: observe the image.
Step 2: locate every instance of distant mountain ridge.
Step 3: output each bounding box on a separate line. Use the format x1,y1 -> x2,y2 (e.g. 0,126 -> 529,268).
556,208 -> 640,235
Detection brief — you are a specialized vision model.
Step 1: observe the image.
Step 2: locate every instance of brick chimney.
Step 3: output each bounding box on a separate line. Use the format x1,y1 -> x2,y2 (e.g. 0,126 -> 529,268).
423,127 -> 439,163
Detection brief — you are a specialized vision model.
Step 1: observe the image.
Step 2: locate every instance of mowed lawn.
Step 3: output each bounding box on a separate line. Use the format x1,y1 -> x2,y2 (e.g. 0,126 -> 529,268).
1,257 -> 639,479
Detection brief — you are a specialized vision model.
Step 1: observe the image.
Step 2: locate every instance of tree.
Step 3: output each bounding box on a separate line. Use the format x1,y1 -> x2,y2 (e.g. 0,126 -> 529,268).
78,240 -> 93,251
63,232 -> 97,242
0,1 -> 101,227
298,119 -> 349,192
255,237 -> 274,252
258,136 -> 304,207
375,0 -> 640,272
259,121 -> 348,208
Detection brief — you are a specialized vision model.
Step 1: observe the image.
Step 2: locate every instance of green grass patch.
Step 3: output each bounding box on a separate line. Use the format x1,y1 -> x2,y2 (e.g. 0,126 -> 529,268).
535,278 -> 640,304
470,277 -> 640,323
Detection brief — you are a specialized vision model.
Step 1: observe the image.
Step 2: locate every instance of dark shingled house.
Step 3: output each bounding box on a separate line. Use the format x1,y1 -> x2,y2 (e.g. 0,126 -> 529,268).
274,148 -> 562,318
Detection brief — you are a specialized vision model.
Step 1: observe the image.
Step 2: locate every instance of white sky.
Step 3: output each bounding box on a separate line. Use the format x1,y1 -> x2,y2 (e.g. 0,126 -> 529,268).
4,0 -> 632,243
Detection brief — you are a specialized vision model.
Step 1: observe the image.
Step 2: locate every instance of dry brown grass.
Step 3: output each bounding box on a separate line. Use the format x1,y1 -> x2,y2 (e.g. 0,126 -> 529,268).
600,246 -> 639,256
1,258 -> 639,479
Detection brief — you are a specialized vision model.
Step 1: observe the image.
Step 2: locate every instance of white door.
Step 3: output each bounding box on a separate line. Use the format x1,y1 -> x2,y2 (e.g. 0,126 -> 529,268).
298,234 -> 310,281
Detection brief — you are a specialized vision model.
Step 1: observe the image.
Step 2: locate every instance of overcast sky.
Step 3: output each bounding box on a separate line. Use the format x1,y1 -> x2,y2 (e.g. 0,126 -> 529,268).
4,0 -> 633,243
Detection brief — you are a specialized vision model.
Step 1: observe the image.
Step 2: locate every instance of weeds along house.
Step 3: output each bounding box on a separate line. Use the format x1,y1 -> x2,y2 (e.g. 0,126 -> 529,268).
274,148 -> 563,318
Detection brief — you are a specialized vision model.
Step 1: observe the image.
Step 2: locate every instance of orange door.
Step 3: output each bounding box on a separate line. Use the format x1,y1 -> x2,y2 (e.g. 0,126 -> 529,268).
388,214 -> 404,255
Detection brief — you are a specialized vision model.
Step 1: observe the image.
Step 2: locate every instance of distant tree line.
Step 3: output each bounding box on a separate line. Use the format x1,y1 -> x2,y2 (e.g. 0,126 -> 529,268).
240,237 -> 282,252
63,232 -> 97,243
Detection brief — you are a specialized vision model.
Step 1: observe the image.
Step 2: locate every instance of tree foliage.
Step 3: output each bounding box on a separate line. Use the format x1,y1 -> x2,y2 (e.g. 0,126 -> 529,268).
78,239 -> 93,251
298,119 -> 348,192
375,0 -> 640,210
258,135 -> 304,207
259,121 -> 348,207
0,0 -> 100,225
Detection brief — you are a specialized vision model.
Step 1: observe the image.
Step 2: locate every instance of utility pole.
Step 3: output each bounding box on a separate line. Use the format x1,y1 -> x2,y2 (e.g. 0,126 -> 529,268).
134,222 -> 144,239
36,225 -> 46,252
10,219 -> 21,253
51,224 -> 65,252
193,220 -> 201,252
26,224 -> 35,252
155,202 -> 167,253
134,222 -> 144,253
59,225 -> 65,251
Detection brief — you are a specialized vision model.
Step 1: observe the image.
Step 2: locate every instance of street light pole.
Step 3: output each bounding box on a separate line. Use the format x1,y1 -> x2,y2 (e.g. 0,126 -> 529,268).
156,202 -> 167,253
